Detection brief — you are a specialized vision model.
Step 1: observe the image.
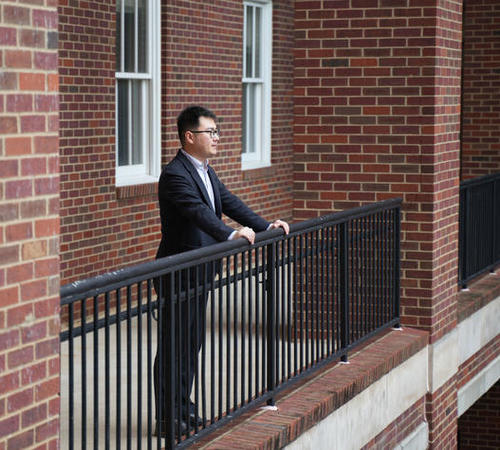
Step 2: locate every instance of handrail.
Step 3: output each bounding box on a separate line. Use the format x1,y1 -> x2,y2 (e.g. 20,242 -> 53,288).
60,197 -> 401,301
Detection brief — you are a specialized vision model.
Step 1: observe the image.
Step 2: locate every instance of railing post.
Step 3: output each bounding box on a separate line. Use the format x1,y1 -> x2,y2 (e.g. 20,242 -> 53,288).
339,222 -> 349,362
266,242 -> 276,405
393,206 -> 401,328
159,274 -> 176,449
458,185 -> 467,287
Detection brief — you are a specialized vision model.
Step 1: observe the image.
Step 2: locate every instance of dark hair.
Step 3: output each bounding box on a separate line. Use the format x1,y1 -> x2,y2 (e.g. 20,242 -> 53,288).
177,106 -> 217,145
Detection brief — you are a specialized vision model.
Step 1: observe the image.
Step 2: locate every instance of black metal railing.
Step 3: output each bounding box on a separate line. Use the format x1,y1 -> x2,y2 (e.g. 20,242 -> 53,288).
59,198 -> 401,449
459,172 -> 500,287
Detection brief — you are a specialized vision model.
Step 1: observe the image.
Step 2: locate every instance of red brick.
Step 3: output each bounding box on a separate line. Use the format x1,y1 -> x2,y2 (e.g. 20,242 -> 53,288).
21,279 -> 47,302
5,137 -> 31,156
6,223 -> 33,243
34,52 -> 57,70
0,286 -> 19,308
35,338 -> 58,359
4,50 -> 31,68
19,29 -> 45,49
21,321 -> 47,344
34,297 -> 59,319
5,180 -> 32,200
0,160 -> 18,178
34,219 -> 59,238
0,329 -> 19,352
35,378 -> 59,402
0,415 -> 19,439
0,72 -> 17,90
7,303 -> 33,328
35,417 -> 58,443
20,200 -> 46,219
20,115 -> 46,133
7,430 -> 34,450
7,262 -> 34,284
20,362 -> 47,386
21,157 -> 47,176
0,117 -> 18,134
19,73 -> 45,91
0,373 -> 20,396
22,404 -> 47,428
34,136 -> 57,154
7,388 -> 33,413
0,27 -> 17,46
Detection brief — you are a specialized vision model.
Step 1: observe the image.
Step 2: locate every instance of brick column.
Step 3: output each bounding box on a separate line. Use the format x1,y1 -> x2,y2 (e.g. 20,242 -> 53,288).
0,1 -> 60,449
294,1 -> 463,448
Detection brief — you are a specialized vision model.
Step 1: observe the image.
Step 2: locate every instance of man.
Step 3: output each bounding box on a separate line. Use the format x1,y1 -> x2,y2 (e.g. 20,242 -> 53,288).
154,105 -> 289,437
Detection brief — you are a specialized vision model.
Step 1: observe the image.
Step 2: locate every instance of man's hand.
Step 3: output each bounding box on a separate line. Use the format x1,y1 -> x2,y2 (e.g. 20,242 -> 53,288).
232,226 -> 256,244
269,219 -> 290,235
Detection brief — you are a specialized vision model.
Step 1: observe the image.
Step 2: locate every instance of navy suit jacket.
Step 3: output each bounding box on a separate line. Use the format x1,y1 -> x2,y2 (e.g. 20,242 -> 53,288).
156,150 -> 270,259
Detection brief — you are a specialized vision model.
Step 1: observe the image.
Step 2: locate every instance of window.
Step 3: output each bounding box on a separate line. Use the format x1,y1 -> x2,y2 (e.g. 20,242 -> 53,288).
116,0 -> 160,186
242,1 -> 272,170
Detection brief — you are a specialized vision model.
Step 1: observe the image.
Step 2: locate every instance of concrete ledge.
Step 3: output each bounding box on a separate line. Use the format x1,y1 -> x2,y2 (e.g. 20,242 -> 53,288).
196,328 -> 428,449
394,421 -> 429,450
458,355 -> 500,417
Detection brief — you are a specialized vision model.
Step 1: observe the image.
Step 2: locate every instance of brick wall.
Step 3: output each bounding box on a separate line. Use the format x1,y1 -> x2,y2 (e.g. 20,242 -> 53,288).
0,1 -> 60,448
458,381 -> 500,449
294,1 -> 463,447
58,0 -> 160,284
58,0 -> 294,285
360,398 -> 425,449
461,0 -> 500,180
162,0 -> 295,225
293,0 -> 462,343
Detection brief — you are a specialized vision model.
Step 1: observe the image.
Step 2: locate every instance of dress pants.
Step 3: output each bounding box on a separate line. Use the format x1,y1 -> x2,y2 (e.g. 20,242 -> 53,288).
153,265 -> 211,422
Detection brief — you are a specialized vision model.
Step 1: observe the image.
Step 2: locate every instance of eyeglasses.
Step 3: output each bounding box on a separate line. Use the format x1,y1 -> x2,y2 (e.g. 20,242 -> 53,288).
189,129 -> 220,139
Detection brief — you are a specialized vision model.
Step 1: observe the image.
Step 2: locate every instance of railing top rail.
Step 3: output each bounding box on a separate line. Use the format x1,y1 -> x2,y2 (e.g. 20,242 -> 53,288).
60,197 -> 402,302
460,171 -> 500,189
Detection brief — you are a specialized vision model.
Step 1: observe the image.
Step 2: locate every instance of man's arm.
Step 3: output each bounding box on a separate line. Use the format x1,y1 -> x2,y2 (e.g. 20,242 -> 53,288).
161,170 -> 234,242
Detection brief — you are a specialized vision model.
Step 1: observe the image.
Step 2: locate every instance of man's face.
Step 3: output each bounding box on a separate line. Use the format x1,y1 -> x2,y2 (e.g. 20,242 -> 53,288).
185,116 -> 220,161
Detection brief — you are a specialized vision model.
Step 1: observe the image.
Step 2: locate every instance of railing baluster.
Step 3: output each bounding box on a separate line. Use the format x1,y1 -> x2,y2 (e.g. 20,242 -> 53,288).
340,222 -> 349,362
93,295 -> 99,448
266,242 -> 276,404
68,303 -> 74,450
255,247 -> 260,399
81,297 -> 87,449
126,286 -> 132,450
116,289 -> 121,449
145,280 -> 152,450
241,252 -> 246,407
137,282 -> 142,449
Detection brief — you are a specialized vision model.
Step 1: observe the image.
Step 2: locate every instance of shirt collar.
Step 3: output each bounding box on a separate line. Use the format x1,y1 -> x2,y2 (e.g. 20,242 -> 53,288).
181,149 -> 209,171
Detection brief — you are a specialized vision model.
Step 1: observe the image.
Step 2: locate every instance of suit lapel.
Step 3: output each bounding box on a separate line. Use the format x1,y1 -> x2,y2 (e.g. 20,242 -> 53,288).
177,150 -> 217,214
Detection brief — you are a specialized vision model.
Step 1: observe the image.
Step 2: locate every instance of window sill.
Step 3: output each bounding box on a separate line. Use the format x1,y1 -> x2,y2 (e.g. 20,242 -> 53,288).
116,182 -> 157,200
242,165 -> 276,181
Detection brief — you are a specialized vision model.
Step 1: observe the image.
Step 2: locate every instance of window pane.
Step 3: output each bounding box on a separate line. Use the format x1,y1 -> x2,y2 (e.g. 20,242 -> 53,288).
124,0 -> 135,72
116,0 -> 122,71
242,84 -> 247,154
255,6 -> 261,78
247,84 -> 256,154
117,80 -> 129,166
245,5 -> 253,78
137,0 -> 147,72
132,81 -> 145,165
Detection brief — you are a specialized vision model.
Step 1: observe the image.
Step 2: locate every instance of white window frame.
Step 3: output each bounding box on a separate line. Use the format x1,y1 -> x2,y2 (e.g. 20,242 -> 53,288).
115,0 -> 161,186
242,0 -> 272,170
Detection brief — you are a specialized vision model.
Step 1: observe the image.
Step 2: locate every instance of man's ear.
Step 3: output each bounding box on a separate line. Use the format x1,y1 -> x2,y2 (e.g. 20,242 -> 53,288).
184,130 -> 195,145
